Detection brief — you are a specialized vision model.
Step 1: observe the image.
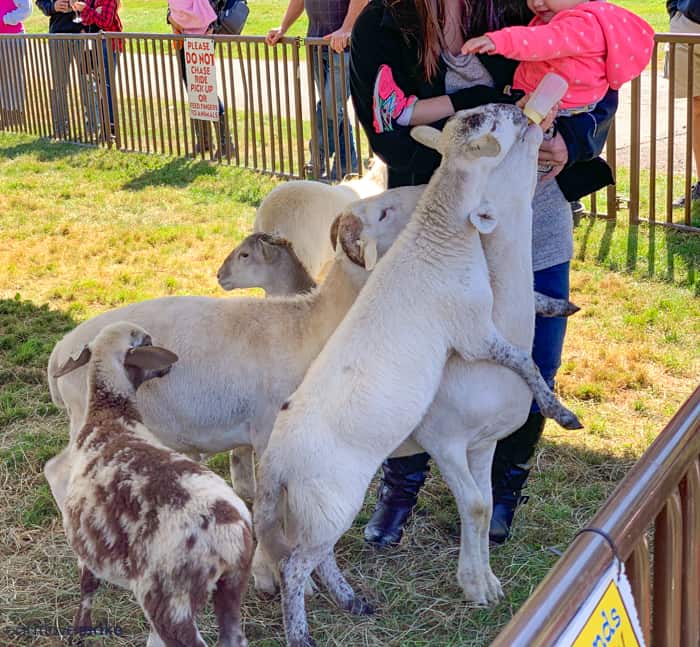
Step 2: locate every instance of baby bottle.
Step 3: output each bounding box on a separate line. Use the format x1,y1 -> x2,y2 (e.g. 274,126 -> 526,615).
523,72 -> 569,125
524,73 -> 568,175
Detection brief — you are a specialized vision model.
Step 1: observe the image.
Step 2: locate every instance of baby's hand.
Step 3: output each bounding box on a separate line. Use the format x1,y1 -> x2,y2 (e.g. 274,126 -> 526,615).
461,36 -> 496,55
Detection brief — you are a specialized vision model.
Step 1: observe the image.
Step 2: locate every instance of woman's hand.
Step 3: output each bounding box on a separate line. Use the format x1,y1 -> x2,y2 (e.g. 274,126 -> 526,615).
461,35 -> 495,55
71,1 -> 85,10
323,28 -> 351,53
266,27 -> 285,46
538,132 -> 568,180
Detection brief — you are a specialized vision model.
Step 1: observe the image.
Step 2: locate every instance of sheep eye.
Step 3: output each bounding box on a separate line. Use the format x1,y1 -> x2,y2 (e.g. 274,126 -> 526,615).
379,209 -> 388,222
240,253 -> 249,259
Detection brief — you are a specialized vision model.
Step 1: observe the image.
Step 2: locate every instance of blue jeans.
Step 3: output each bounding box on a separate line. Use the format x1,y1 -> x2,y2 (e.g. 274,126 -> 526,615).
311,49 -> 358,179
101,40 -> 119,128
530,261 -> 570,412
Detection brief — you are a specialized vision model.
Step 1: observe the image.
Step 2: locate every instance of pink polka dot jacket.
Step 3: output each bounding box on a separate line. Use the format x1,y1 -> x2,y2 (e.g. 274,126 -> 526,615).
486,2 -> 654,110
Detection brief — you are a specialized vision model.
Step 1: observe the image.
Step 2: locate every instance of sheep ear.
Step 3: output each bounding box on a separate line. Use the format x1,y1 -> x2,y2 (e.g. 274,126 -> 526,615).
259,238 -> 278,262
53,345 -> 91,378
468,210 -> 498,234
410,126 -> 443,153
330,215 -> 341,251
466,133 -> 501,157
361,237 -> 378,271
124,346 -> 179,371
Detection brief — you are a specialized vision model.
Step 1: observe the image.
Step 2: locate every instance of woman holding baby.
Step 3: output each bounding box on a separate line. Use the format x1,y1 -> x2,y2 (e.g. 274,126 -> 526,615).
350,0 -> 650,547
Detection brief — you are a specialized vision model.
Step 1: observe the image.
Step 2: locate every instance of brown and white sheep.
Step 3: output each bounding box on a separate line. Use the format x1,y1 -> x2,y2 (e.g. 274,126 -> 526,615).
53,321 -> 253,647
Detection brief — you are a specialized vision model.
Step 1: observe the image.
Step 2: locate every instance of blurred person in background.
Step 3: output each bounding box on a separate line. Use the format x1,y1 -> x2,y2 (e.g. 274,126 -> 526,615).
666,0 -> 700,206
70,0 -> 122,139
0,0 -> 32,128
266,0 -> 365,178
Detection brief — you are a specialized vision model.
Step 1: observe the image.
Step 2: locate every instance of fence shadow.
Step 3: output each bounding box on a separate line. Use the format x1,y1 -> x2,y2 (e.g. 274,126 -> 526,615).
0,138 -> 84,163
122,156 -> 218,191
575,215 -> 700,291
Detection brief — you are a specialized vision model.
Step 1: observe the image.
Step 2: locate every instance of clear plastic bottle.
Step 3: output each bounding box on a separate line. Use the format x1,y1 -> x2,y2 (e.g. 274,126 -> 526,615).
523,72 -> 569,124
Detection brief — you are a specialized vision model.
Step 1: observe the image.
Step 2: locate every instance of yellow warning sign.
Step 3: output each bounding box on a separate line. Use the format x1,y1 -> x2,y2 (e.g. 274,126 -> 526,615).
569,580 -> 642,647
554,562 -> 646,647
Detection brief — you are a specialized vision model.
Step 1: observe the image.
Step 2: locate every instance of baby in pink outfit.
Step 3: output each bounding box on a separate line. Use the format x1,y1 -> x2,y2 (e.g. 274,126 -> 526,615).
372,0 -> 654,135
168,0 -> 217,35
463,0 -> 654,113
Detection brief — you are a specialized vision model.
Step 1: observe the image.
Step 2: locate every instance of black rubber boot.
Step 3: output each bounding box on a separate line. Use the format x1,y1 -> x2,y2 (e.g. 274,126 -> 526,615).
364,452 -> 431,548
489,412 -> 546,545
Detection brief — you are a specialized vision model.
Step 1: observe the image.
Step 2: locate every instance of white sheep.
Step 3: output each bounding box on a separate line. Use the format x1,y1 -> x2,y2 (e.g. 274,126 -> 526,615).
53,321 -> 252,647
253,157 -> 386,279
217,233 -> 317,296
253,106 -> 580,646
44,189 -> 413,524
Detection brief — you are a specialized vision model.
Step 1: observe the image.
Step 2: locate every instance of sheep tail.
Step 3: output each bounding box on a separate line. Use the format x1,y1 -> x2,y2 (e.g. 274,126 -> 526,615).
253,471 -> 292,563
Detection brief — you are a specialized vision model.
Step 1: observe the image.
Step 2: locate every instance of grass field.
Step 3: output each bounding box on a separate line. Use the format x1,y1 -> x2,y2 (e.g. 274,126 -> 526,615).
0,131 -> 698,645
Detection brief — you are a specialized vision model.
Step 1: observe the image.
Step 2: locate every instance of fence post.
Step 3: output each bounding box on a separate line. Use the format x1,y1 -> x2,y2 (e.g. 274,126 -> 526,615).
629,75 -> 641,225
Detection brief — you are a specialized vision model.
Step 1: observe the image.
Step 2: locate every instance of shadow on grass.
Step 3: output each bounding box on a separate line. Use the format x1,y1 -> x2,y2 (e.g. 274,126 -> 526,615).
0,296 -> 78,527
0,295 -> 77,428
122,156 -> 218,191
0,138 -> 86,162
575,215 -> 700,291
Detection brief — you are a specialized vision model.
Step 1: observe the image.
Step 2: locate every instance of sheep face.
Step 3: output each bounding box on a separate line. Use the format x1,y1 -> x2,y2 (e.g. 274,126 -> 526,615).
217,233 -> 293,291
412,104 -> 528,170
54,322 -> 179,397
332,186 -> 424,270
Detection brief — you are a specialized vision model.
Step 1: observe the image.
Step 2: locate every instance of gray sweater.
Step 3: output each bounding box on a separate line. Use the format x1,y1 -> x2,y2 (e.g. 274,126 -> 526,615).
443,52 -> 573,272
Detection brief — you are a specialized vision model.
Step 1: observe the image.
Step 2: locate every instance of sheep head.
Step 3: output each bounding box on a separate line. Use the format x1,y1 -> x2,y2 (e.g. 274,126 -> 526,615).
411,103 -> 528,169
330,186 -> 424,271
217,233 -> 296,291
54,322 -> 178,395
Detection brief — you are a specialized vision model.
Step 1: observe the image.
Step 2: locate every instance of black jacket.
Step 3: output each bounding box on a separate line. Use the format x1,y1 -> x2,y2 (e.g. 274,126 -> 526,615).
350,0 -> 616,199
36,0 -> 90,33
668,0 -> 700,23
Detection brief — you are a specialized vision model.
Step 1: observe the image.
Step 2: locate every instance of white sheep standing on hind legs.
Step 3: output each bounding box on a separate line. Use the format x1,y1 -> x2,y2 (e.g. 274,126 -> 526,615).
253,105 -> 581,647
53,322 -> 253,647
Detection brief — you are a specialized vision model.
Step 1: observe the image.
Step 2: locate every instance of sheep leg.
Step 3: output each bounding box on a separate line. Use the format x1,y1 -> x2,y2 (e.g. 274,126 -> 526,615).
314,553 -> 373,615
137,585 -> 208,647
229,447 -> 256,505
534,291 -> 580,318
464,331 -> 582,430
419,436 -> 495,605
280,548 -> 319,647
213,571 -> 248,647
73,565 -> 100,634
466,441 -> 503,602
251,543 -> 316,598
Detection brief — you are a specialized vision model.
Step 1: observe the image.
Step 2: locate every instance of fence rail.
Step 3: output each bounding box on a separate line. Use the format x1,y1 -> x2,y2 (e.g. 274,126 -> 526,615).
492,385 -> 700,646
1,32 -> 700,233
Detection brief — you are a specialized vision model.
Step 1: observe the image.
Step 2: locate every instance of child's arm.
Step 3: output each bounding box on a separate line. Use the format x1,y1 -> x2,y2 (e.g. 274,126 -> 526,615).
464,12 -> 604,62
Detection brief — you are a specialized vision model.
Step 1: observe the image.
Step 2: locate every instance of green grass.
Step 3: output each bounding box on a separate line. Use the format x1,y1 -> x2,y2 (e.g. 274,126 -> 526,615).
0,130 -> 698,645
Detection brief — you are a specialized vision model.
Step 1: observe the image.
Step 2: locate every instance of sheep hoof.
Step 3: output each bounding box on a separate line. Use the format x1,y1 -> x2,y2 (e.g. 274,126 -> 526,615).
289,635 -> 317,647
554,407 -> 583,430
348,596 -> 374,616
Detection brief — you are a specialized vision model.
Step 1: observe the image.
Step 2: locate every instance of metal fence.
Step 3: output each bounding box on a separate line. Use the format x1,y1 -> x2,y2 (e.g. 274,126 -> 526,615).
0,32 -> 700,232
492,385 -> 700,646
0,32 -> 363,180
